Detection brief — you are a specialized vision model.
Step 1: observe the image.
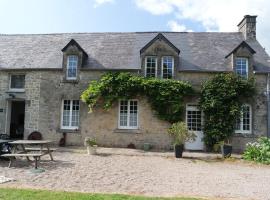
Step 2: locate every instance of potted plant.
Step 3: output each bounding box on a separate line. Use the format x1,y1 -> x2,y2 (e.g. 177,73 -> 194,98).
84,137 -> 98,155
168,122 -> 196,158
220,140 -> 232,158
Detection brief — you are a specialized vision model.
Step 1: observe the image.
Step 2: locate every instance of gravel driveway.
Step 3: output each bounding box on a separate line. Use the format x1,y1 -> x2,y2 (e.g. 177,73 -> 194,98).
0,147 -> 270,200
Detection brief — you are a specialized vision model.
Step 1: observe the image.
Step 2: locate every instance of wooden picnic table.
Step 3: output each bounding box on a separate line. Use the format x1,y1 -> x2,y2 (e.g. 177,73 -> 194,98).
1,140 -> 55,169
0,139 -> 12,145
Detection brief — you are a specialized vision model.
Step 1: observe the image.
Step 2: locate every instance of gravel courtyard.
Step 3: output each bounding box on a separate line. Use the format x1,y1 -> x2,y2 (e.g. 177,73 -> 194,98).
0,147 -> 270,200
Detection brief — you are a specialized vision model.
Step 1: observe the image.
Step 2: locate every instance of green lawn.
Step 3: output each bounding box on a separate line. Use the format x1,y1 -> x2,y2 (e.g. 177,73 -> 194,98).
0,188 -> 203,200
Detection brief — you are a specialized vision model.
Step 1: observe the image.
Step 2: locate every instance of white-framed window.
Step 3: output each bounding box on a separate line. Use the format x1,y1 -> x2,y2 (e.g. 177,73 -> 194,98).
145,56 -> 157,78
61,100 -> 80,129
67,55 -> 78,80
235,104 -> 252,134
118,100 -> 138,129
9,74 -> 25,92
235,57 -> 248,78
161,56 -> 174,79
186,105 -> 203,131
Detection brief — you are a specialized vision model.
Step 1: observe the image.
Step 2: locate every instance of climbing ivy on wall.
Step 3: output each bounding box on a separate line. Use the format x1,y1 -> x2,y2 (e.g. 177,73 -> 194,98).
81,72 -> 256,150
81,72 -> 193,123
199,73 -> 256,149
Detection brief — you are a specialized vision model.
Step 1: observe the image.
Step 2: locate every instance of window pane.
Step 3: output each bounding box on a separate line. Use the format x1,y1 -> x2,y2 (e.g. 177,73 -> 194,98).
120,100 -> 128,127
71,100 -> 80,127
67,55 -> 78,79
235,58 -> 248,78
129,100 -> 138,127
62,100 -> 80,128
162,56 -> 173,79
242,105 -> 250,131
119,100 -> 138,128
62,100 -> 71,127
186,106 -> 202,131
145,57 -> 157,78
10,75 -> 25,89
235,104 -> 251,132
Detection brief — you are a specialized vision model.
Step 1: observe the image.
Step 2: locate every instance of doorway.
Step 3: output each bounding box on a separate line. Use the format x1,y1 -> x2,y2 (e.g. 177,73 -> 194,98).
185,104 -> 204,151
9,101 -> 25,139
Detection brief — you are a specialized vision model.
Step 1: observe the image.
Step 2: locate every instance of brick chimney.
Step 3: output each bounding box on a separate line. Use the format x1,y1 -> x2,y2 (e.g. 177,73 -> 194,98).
237,15 -> 257,40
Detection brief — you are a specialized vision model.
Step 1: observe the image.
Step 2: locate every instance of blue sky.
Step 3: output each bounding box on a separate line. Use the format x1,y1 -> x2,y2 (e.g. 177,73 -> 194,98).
0,0 -> 269,53
0,0 -> 204,33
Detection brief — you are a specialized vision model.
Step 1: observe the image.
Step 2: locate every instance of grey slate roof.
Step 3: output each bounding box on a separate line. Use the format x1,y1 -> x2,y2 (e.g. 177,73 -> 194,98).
0,32 -> 270,72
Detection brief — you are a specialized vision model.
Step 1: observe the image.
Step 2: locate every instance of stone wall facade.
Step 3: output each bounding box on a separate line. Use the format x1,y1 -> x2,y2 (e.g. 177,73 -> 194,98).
0,69 -> 267,152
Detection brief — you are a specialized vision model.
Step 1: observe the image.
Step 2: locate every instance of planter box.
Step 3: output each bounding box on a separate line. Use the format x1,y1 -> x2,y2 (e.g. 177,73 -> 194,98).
87,145 -> 98,155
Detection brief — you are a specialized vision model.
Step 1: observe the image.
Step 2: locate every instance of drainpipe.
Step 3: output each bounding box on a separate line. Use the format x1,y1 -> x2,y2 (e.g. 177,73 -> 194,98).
267,73 -> 270,138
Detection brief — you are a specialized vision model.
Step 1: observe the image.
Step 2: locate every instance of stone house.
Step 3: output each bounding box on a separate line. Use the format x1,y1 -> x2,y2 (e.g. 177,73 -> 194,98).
0,15 -> 270,152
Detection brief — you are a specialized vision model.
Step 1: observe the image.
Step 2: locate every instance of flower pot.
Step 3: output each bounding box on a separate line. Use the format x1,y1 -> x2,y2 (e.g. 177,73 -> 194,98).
174,144 -> 184,158
143,143 -> 151,151
221,144 -> 232,158
87,145 -> 98,155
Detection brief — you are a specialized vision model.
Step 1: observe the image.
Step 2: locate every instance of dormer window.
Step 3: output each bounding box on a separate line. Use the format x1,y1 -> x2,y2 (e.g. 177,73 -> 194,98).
62,39 -> 88,81
235,57 -> 248,78
141,34 -> 180,79
67,55 -> 78,80
162,56 -> 174,79
145,56 -> 157,78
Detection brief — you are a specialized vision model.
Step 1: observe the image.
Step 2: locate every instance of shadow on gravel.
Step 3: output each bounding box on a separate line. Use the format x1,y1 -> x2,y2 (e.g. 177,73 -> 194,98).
0,159 -> 74,170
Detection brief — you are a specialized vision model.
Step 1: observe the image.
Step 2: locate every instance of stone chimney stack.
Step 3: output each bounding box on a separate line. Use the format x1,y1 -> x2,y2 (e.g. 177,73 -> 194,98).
238,15 -> 257,40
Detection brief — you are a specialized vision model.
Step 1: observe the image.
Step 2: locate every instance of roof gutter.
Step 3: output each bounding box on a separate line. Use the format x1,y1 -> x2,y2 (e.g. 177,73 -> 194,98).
267,73 -> 270,138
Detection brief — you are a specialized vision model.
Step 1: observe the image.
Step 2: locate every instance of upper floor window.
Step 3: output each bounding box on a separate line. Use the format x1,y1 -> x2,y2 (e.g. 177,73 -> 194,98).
162,56 -> 174,79
67,55 -> 78,80
61,100 -> 80,129
119,100 -> 138,129
145,56 -> 157,78
235,104 -> 251,134
9,74 -> 25,92
235,57 -> 248,78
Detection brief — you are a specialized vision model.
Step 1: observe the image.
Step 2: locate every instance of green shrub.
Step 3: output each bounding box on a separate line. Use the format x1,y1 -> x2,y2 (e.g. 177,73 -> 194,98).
199,73 -> 255,149
84,137 -> 97,147
243,137 -> 270,164
81,72 -> 193,123
168,122 -> 196,145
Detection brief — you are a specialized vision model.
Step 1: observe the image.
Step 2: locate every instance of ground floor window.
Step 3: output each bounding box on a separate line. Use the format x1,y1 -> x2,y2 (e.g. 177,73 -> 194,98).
186,105 -> 203,131
235,104 -> 251,134
61,100 -> 80,129
119,100 -> 138,129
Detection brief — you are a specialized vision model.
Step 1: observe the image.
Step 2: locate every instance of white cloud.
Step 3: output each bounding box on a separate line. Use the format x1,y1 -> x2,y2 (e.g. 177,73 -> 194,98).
167,20 -> 192,32
135,0 -> 174,15
135,0 -> 270,53
94,0 -> 114,8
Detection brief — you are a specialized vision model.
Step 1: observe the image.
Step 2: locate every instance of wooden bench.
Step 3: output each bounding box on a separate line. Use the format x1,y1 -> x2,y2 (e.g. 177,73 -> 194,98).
1,153 -> 43,169
24,147 -> 57,151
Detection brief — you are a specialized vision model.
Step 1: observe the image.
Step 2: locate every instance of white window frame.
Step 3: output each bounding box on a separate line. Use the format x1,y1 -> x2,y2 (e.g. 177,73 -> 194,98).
186,104 -> 203,131
235,57 -> 248,78
66,55 -> 78,80
118,99 -> 139,129
144,56 -> 157,78
235,104 -> 252,134
161,56 -> 174,79
9,74 -> 25,92
61,100 -> 80,130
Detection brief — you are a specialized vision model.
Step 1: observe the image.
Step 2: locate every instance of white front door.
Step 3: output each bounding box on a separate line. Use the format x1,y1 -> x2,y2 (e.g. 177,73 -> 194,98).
185,105 -> 204,150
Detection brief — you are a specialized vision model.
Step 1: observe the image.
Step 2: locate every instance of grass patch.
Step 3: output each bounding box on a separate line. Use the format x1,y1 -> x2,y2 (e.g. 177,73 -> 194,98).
0,188 -> 203,200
